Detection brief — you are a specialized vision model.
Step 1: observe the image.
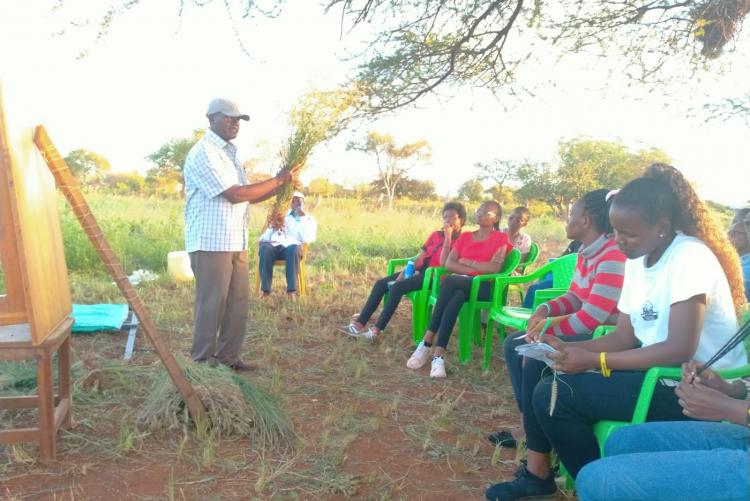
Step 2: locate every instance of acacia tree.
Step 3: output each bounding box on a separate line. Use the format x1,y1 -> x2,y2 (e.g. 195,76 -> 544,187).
331,0 -> 750,111
475,159 -> 519,202
66,1 -> 750,113
397,178 -> 437,199
704,91 -> 750,123
513,138 -> 672,217
349,132 -> 431,209
64,148 -> 111,187
146,129 -> 205,194
457,179 -> 485,203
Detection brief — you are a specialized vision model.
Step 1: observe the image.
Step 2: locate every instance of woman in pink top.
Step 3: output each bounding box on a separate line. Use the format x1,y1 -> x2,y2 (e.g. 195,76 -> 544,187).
407,200 -> 513,378
341,202 -> 467,341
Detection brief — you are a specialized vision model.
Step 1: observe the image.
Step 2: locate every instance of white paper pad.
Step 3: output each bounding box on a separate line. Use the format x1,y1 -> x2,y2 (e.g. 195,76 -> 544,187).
515,342 -> 558,368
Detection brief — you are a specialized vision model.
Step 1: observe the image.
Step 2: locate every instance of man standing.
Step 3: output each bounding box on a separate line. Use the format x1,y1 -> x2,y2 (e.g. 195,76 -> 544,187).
183,97 -> 299,371
258,191 -> 317,299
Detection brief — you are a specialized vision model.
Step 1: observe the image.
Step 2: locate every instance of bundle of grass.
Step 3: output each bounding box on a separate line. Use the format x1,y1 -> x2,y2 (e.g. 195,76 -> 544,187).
266,86 -> 363,230
136,361 -> 295,451
692,0 -> 750,58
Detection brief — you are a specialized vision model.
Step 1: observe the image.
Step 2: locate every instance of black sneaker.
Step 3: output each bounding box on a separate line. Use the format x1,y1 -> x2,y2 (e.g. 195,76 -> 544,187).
511,460 -> 559,479
485,464 -> 557,500
487,430 -> 517,448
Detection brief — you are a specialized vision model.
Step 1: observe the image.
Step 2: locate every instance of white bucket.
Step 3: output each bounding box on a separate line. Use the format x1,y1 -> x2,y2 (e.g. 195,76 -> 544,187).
167,251 -> 194,282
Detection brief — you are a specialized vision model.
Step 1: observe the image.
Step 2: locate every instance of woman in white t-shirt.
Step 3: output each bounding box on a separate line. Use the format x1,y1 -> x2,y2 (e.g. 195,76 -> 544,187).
485,164 -> 748,501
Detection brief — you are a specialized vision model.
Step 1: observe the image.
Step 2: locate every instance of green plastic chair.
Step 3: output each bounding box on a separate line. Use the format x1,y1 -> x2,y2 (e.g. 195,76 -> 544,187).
558,322 -> 750,489
507,242 -> 540,303
424,248 -> 522,365
593,364 -> 750,453
554,363 -> 750,490
385,255 -> 436,343
484,253 -> 579,362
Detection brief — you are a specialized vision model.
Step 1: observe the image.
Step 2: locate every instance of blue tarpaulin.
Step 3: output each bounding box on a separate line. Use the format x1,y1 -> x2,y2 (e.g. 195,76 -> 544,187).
71,304 -> 129,333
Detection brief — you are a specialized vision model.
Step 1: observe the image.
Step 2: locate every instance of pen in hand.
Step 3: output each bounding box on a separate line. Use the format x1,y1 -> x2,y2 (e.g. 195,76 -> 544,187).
515,318 -> 553,342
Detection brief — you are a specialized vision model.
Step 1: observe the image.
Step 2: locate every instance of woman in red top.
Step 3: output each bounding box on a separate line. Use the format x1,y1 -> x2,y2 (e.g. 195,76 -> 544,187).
407,200 -> 513,377
341,202 -> 467,341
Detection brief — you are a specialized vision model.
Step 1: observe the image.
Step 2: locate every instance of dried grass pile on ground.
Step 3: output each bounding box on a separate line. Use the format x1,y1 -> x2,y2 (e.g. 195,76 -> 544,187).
135,360 -> 295,451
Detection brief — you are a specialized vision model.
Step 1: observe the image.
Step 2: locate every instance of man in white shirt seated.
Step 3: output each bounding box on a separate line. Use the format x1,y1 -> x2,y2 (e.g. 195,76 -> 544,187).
258,191 -> 317,299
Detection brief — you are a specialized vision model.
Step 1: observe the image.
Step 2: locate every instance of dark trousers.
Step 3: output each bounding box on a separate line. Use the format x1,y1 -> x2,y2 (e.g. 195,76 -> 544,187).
525,362 -> 687,478
428,274 -> 492,349
356,272 -> 424,330
189,250 -> 249,364
504,333 -> 592,411
258,242 -> 300,293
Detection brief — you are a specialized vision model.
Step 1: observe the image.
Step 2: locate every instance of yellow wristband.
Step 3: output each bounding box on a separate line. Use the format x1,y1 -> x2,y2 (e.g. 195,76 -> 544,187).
600,352 -> 612,378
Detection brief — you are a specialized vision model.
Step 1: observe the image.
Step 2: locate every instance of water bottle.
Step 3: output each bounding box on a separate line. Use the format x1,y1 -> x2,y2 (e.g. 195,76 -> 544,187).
404,260 -> 415,278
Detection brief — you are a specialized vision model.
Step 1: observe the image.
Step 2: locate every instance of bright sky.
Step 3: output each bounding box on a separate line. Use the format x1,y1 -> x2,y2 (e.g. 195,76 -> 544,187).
1,0 -> 749,206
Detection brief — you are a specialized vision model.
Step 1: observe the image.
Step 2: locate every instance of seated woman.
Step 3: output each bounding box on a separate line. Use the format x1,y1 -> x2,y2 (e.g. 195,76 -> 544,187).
485,164 -> 748,501
406,200 -> 512,378
576,360 -> 750,501
341,201 -> 467,341
489,189 -> 626,448
504,206 -> 532,259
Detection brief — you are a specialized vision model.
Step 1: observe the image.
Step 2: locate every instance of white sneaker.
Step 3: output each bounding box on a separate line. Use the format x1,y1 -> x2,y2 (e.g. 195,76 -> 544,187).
430,356 -> 446,378
338,321 -> 364,337
359,327 -> 378,343
406,342 -> 432,369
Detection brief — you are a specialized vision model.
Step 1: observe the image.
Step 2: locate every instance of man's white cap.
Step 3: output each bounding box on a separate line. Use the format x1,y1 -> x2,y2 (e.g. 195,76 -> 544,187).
206,97 -> 250,120
293,191 -> 305,199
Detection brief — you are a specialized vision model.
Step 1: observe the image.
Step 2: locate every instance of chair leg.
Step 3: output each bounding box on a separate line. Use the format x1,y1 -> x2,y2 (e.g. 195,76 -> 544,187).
473,310 -> 482,347
58,336 -> 72,429
298,261 -> 306,296
457,306 -> 473,364
412,294 -> 425,344
483,320 -> 494,369
497,323 -> 507,348
253,271 -> 261,294
36,352 -> 56,461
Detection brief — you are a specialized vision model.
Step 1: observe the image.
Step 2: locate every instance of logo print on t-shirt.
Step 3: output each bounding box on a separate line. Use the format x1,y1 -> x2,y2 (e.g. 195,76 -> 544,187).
640,301 -> 658,321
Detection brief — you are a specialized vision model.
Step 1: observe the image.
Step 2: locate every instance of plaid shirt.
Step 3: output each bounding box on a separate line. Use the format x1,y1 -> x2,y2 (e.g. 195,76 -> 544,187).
183,130 -> 249,252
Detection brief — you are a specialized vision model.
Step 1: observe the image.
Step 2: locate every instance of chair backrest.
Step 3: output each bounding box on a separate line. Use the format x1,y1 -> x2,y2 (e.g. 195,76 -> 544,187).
549,253 -> 578,289
502,248 -> 522,274
516,242 -> 540,273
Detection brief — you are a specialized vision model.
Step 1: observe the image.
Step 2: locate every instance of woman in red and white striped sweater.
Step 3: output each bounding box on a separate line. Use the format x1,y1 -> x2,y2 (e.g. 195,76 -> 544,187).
527,190 -> 626,337
488,188 -> 626,449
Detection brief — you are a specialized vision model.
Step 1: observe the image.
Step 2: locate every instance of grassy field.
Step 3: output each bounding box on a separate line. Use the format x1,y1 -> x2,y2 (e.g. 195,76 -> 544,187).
0,194 -> 630,499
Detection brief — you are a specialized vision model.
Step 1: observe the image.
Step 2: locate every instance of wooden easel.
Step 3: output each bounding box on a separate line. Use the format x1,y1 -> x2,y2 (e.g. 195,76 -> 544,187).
0,84 -> 73,460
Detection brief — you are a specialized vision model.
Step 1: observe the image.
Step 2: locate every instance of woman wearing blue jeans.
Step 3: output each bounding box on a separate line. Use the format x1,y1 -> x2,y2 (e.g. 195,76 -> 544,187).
576,360 -> 750,501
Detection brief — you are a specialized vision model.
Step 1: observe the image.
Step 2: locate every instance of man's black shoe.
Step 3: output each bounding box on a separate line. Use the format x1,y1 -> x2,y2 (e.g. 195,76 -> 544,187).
225,360 -> 256,372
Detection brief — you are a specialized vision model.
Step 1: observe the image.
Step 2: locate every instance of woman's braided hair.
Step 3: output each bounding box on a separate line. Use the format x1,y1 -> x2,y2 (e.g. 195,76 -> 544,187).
614,164 -> 745,315
581,188 -> 613,234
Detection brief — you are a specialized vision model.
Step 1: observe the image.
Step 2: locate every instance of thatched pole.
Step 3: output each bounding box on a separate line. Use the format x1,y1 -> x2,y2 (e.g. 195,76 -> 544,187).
33,125 -> 206,423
